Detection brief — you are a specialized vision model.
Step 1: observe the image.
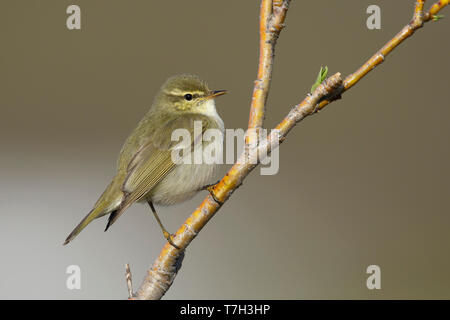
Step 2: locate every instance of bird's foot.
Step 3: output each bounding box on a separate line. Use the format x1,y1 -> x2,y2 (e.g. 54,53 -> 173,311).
201,181 -> 223,206
162,230 -> 180,250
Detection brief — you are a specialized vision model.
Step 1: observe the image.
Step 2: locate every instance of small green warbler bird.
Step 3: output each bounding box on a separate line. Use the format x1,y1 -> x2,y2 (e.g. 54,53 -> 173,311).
64,74 -> 226,248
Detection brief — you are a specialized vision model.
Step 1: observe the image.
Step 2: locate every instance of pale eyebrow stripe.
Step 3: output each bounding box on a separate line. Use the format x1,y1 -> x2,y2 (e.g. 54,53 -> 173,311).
166,90 -> 206,97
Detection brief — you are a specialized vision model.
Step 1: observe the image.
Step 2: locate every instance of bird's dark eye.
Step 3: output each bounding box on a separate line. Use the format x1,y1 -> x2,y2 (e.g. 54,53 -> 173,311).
184,94 -> 193,101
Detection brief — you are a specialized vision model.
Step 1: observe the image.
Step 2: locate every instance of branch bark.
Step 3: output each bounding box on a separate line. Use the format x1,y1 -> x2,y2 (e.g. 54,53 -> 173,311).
131,0 -> 448,300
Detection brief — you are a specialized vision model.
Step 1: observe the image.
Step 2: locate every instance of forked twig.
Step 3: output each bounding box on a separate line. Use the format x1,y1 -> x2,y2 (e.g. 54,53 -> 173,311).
131,0 -> 448,299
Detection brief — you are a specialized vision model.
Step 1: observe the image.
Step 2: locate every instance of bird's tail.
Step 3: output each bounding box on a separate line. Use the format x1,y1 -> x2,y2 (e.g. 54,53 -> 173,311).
63,180 -> 123,245
63,206 -> 108,245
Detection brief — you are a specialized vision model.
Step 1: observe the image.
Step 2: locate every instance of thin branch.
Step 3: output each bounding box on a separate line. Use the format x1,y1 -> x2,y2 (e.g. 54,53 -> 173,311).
424,0 -> 449,20
317,0 -> 448,111
247,0 -> 290,140
132,0 -> 448,299
125,263 -> 134,299
414,0 -> 426,21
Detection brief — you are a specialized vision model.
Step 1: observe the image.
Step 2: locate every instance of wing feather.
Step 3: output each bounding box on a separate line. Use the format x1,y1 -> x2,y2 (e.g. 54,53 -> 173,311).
105,114 -> 210,228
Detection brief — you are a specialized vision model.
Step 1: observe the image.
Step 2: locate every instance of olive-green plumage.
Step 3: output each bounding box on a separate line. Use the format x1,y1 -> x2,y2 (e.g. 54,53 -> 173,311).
64,74 -> 226,245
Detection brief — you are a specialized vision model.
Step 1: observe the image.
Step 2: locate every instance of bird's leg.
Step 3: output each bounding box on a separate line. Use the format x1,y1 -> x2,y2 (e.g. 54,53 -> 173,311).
199,180 -> 223,205
147,201 -> 180,250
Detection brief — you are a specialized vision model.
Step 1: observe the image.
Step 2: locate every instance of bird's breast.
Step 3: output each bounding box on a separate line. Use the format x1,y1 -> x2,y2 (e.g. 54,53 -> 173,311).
147,162 -> 220,206
146,117 -> 224,206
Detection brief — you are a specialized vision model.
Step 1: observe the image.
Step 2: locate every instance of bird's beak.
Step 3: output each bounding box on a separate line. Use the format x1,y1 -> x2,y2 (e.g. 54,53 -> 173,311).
206,90 -> 228,99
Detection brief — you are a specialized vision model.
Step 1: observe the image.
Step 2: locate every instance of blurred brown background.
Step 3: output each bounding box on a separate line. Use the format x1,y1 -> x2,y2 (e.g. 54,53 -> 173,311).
0,0 -> 449,299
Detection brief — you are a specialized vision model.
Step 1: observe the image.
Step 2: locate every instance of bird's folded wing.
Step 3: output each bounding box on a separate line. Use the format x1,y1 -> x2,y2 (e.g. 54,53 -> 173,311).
121,114 -> 209,207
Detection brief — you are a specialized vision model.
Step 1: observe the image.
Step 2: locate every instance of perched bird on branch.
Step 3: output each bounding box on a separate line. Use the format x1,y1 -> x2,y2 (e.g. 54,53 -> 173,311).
64,74 -> 226,248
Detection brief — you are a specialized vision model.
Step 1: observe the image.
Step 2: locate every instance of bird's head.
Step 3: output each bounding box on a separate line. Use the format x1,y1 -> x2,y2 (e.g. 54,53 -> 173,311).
155,74 -> 227,115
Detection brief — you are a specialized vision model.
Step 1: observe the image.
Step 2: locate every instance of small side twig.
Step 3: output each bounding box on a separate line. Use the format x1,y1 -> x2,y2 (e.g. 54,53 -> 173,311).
125,263 -> 134,299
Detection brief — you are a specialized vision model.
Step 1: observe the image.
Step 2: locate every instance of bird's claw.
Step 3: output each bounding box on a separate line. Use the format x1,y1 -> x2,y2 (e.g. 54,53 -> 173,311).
163,230 -> 180,250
